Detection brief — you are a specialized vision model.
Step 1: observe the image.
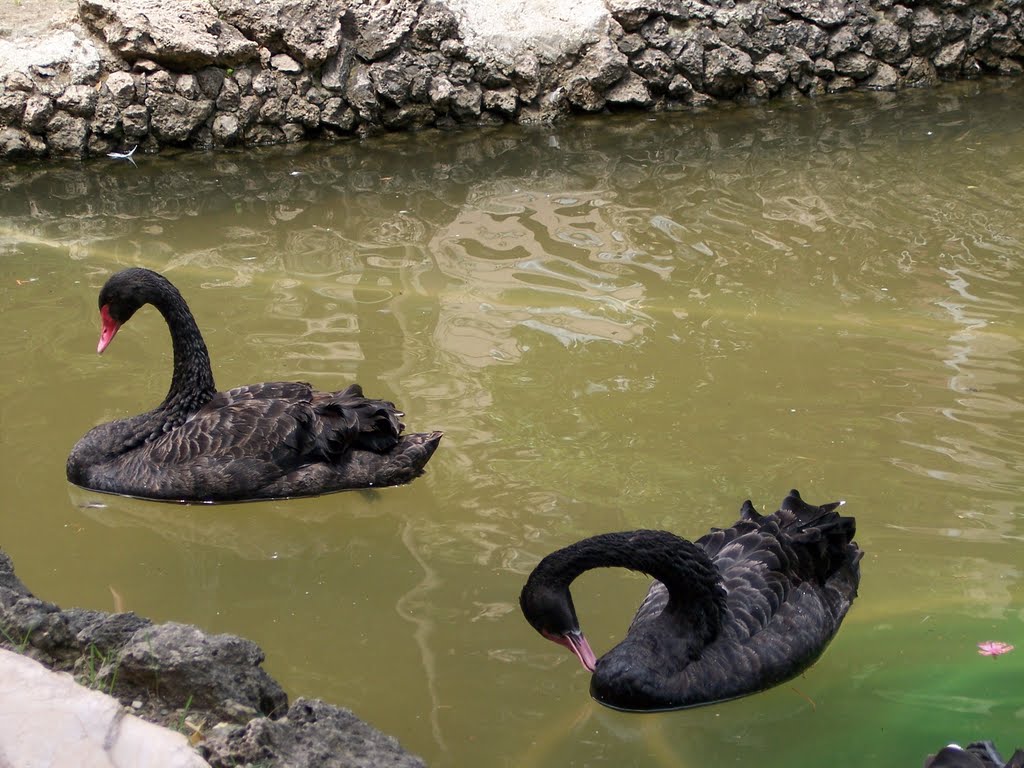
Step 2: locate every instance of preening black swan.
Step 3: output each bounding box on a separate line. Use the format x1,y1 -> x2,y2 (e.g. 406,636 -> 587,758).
519,489 -> 862,711
925,742 -> 1024,768
66,268 -> 442,502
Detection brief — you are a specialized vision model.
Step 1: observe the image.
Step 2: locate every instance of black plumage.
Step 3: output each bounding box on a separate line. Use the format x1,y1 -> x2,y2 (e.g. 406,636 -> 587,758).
925,742 -> 1024,768
519,489 -> 862,711
66,268 -> 442,502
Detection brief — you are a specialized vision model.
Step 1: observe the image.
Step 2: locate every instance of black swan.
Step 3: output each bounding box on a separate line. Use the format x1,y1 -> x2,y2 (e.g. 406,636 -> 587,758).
66,268 -> 442,502
519,489 -> 862,711
925,742 -> 1024,768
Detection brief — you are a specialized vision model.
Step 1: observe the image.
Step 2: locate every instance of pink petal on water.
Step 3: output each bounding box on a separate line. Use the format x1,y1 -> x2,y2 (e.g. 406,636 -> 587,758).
977,641 -> 1014,657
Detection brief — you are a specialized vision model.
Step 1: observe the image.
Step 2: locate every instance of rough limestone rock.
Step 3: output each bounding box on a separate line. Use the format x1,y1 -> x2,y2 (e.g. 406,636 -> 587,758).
864,61 -> 899,89
0,29 -> 102,85
605,70 -> 653,106
348,0 -> 423,61
211,0 -> 345,66
870,21 -> 911,64
79,0 -> 258,67
45,110 -> 89,155
0,91 -> 28,124
448,0 -> 608,68
199,699 -> 426,768
147,91 -> 215,143
21,94 -> 55,132
574,36 -> 630,91
114,624 -> 288,722
778,0 -> 850,28
704,44 -> 755,95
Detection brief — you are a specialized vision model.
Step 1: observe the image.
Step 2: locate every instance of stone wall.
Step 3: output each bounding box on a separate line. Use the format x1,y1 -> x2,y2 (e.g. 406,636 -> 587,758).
0,0 -> 1022,160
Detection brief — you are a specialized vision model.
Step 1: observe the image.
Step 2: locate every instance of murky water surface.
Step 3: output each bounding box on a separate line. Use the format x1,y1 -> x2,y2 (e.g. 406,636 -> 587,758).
2,81 -> 1023,766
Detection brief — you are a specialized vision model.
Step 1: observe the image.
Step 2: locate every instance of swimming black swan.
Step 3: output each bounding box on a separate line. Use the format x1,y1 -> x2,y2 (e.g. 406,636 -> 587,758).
925,742 -> 1024,768
66,268 -> 442,502
519,489 -> 862,711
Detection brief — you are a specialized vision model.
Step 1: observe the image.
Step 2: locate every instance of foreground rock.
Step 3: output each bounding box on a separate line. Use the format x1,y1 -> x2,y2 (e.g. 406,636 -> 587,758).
0,0 -> 1021,159
0,549 -> 425,768
0,649 -> 209,768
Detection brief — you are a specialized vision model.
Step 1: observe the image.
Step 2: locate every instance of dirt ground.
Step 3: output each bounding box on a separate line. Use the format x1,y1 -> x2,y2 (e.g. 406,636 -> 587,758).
0,0 -> 77,40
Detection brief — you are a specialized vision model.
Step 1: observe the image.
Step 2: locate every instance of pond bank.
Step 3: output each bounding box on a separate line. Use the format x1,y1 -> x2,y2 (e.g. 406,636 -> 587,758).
0,548 -> 425,768
0,0 -> 1022,160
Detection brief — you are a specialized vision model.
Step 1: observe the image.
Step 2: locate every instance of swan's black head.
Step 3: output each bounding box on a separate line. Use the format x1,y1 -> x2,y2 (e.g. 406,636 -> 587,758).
96,268 -> 173,354
520,576 -> 597,671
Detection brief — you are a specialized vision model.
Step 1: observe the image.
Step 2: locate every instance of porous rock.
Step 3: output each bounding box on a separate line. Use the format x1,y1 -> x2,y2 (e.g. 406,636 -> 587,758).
211,0 -> 345,66
199,698 -> 426,768
79,0 -> 258,67
704,44 -> 755,95
21,95 -> 55,132
146,92 -> 215,142
114,623 -> 287,721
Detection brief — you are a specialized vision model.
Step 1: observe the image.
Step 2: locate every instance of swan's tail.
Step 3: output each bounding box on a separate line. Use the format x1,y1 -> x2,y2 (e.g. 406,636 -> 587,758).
334,430 -> 444,487
763,489 -> 862,583
315,383 -> 406,455
777,489 -> 853,536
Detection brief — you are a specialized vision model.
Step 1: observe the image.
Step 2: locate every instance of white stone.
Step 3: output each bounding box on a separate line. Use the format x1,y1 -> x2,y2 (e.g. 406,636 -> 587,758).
270,53 -> 302,72
0,29 -> 102,82
445,0 -> 609,66
0,649 -> 209,768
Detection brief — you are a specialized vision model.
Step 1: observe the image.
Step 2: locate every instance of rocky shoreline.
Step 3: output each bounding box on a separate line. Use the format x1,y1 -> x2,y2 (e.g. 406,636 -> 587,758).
0,548 -> 425,767
0,0 -> 1022,160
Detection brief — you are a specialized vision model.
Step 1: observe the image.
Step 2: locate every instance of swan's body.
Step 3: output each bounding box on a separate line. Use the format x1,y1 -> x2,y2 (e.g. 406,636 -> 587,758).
67,268 -> 441,502
925,742 -> 1024,768
519,489 -> 862,711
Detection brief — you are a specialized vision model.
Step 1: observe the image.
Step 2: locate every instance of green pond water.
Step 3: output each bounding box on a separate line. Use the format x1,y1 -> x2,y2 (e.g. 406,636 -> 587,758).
2,79 -> 1023,767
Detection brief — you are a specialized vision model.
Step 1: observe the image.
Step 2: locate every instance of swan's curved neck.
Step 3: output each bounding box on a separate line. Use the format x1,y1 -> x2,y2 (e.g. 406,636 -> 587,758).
148,280 -> 216,419
533,531 -> 726,632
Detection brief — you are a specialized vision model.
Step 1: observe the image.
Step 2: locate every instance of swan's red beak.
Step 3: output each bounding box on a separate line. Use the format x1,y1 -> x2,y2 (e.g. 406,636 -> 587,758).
97,305 -> 120,354
548,630 -> 597,672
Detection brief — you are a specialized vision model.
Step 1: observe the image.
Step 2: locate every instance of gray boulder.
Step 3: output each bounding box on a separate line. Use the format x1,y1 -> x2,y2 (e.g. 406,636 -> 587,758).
933,39 -> 967,73
778,0 -> 849,28
0,90 -> 28,125
200,698 -> 426,768
869,20 -> 911,64
112,622 -> 288,721
21,95 -> 55,132
103,71 -> 137,108
604,70 -> 653,106
147,91 -> 215,142
754,52 -> 790,89
211,0 -> 345,66
835,51 -> 877,78
704,44 -> 754,95
864,60 -> 899,88
575,37 -> 630,91
56,83 -> 98,117
348,0 -> 422,61
79,0 -> 259,67
45,110 -> 89,155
